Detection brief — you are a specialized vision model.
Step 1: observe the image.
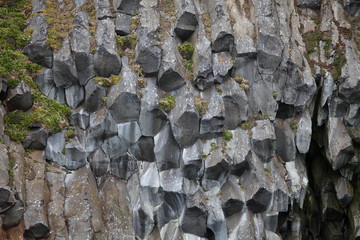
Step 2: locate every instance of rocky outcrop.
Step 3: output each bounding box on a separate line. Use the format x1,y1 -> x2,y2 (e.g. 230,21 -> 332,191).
1,0 -> 360,239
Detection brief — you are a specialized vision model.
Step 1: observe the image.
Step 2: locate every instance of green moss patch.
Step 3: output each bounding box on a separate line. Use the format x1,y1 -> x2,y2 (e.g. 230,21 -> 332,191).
178,42 -> 194,60
159,95 -> 176,112
93,75 -> 120,87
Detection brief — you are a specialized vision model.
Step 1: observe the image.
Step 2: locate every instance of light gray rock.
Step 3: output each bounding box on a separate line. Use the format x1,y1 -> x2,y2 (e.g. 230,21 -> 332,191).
182,140 -> 203,180
325,117 -> 354,170
65,84 -> 84,109
113,0 -> 139,15
154,123 -> 181,171
257,33 -> 283,73
88,108 -> 118,142
339,40 -> 360,103
296,110 -> 312,154
158,36 -> 185,92
6,81 -> 33,112
208,0 -> 234,52
174,0 -> 198,40
202,148 -> 230,190
115,12 -> 132,36
251,120 -> 276,163
101,135 -> 127,159
36,69 -> 66,103
94,0 -> 113,19
64,167 -> 104,239
212,52 -> 234,83
136,29 -> 162,76
89,147 -> 109,177
107,58 -> 141,123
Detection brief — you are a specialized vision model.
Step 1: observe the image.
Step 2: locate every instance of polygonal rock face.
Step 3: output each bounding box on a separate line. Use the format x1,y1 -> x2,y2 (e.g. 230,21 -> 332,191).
246,188 -> 272,213
6,81 -> 33,112
24,42 -> 53,68
113,0 -> 139,15
222,199 -> 244,218
24,223 -> 50,239
180,207 -> 207,237
1,199 -> 24,230
108,92 -> 141,123
251,120 -> 276,163
23,129 -> 48,150
94,46 -> 122,78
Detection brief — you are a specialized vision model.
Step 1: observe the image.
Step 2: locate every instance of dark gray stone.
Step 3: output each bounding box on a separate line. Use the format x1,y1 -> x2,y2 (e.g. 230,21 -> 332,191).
69,110 -> 89,130
85,80 -> 106,113
246,188 -> 272,213
136,29 -> 162,77
110,154 -> 137,180
297,0 -> 322,9
158,36 -> 185,92
107,58 -> 141,123
334,177 -> 353,208
222,199 -> 244,218
6,81 -> 33,112
180,207 -> 207,237
0,187 -> 16,213
89,148 -> 110,177
65,84 -> 84,109
24,42 -> 53,69
23,128 -> 48,150
132,204 -> 154,239
1,200 -> 24,230
113,0 -> 139,15
139,105 -> 167,137
154,123 -> 181,171
74,52 -> 96,86
251,120 -> 276,163
275,120 -> 296,162
344,0 -> 360,16
222,79 -> 248,130
24,223 -> 50,239
94,46 -> 122,78
131,137 -> 155,162
53,38 -> 79,88
101,135 -> 127,159
257,33 -> 282,73
174,0 -> 198,40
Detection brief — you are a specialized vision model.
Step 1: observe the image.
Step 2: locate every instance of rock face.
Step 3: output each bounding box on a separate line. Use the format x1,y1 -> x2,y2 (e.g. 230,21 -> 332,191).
1,0 -> 360,239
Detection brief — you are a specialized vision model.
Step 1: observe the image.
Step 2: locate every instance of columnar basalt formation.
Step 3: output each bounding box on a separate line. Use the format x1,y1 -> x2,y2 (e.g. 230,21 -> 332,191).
1,0 -> 360,239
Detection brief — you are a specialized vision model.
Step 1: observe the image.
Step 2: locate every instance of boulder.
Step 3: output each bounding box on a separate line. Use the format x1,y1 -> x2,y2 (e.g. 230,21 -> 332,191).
180,207 -> 207,237
113,0 -> 139,15
94,46 -> 122,78
23,128 -> 48,150
6,81 -> 33,112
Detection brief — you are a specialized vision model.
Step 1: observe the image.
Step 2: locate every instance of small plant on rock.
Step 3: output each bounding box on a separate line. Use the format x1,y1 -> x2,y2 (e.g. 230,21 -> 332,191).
289,120 -> 298,133
159,95 -> 176,112
178,42 -> 195,60
194,97 -> 208,116
93,75 -> 120,87
222,130 -> 233,141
